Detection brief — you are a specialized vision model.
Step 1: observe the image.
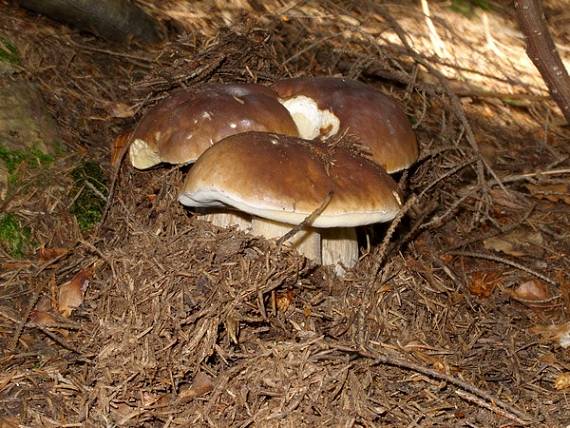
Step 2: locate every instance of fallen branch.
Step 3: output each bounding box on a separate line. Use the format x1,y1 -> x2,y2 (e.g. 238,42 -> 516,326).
333,345 -> 535,425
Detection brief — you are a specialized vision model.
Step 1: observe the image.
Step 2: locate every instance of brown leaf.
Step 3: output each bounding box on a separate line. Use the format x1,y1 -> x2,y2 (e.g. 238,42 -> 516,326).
526,183 -> 570,205
489,189 -> 528,210
38,247 -> 68,261
110,131 -> 132,168
108,102 -> 135,118
1,261 -> 32,270
530,322 -> 570,348
554,372 -> 570,390
275,289 -> 294,312
468,271 -> 500,298
58,268 -> 93,317
29,309 -> 57,326
511,279 -> 550,301
483,228 -> 543,257
178,372 -> 214,401
0,416 -> 19,428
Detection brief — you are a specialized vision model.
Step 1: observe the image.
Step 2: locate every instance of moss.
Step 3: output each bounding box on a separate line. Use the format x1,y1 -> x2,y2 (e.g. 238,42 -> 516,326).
0,144 -> 55,182
0,36 -> 20,65
70,160 -> 108,232
0,213 -> 31,258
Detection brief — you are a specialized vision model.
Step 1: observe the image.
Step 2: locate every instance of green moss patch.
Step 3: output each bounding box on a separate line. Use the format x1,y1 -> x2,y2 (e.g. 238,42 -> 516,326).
0,144 -> 54,177
0,213 -> 31,258
70,160 -> 108,232
0,36 -> 20,65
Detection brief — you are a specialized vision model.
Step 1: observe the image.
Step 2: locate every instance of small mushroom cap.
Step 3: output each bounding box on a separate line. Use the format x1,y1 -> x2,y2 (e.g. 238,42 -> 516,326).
179,132 -> 402,228
271,77 -> 418,173
129,83 -> 299,169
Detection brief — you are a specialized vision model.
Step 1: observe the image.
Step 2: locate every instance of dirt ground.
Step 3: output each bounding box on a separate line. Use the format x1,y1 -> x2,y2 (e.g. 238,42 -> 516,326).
1,0 -> 570,426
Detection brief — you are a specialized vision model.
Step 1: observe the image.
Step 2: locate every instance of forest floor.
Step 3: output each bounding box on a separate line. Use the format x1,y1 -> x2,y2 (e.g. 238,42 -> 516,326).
1,0 -> 569,426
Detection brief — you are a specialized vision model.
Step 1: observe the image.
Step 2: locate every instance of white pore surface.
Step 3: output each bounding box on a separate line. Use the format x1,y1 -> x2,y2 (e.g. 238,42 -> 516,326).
279,96 -> 340,140
178,188 -> 397,228
129,139 -> 162,170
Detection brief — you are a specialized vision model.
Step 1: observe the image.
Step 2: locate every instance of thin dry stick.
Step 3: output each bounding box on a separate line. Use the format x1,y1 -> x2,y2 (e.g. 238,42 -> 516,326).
445,203 -> 536,251
356,195 -> 418,346
350,349 -> 535,424
33,324 -> 83,354
492,167 -> 570,184
10,286 -> 41,350
418,157 -> 477,200
96,133 -> 131,236
420,0 -> 448,58
481,12 -> 503,58
371,194 -> 418,279
276,192 -> 334,247
447,250 -> 558,286
455,389 -> 529,426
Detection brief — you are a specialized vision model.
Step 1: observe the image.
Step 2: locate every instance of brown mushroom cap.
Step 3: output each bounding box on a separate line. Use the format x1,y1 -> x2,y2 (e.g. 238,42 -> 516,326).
271,77 -> 418,173
129,83 -> 299,169
179,131 -> 402,228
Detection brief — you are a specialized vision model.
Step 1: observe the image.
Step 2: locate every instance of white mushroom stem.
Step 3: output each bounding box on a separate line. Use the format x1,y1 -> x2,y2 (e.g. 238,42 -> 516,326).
195,208 -> 252,233
321,228 -> 359,276
251,218 -> 321,264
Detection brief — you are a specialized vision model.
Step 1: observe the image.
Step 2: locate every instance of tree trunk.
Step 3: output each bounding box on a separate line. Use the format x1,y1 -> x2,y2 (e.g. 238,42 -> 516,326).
515,0 -> 570,124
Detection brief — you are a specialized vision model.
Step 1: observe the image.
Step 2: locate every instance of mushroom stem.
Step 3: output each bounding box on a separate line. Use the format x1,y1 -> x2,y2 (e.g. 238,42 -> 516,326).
251,218 -> 321,263
196,208 -> 252,232
321,227 -> 359,276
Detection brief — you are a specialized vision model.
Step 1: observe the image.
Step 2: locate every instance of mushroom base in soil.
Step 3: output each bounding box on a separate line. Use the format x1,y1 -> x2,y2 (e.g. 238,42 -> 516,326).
252,218 -> 321,263
178,131 -> 402,274
194,208 -> 252,232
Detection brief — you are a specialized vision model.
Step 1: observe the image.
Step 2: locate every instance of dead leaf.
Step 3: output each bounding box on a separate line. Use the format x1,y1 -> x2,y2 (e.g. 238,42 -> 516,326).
483,228 -> 543,257
276,289 -> 294,312
468,271 -> 501,298
511,279 -> 550,302
527,183 -> 570,205
530,322 -> 570,348
224,315 -> 239,345
1,261 -> 32,270
141,392 -> 169,407
178,372 -> 214,401
554,372 -> 570,390
108,102 -> 135,118
58,268 -> 93,317
29,309 -> 57,326
110,131 -> 132,168
38,247 -> 68,261
489,189 -> 528,210
0,416 -> 19,428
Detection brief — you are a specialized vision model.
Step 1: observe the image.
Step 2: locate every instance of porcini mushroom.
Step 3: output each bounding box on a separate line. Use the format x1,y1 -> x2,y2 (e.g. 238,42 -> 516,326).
129,83 -> 299,230
272,77 -> 416,269
271,77 -> 418,173
178,132 -> 402,272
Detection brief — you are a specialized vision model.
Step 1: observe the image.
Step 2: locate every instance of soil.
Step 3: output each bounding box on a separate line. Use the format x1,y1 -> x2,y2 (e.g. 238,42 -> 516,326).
1,1 -> 569,426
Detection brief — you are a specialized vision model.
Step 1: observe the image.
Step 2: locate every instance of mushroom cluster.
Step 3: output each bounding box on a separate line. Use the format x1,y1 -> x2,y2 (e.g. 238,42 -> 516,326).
129,78 -> 418,274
